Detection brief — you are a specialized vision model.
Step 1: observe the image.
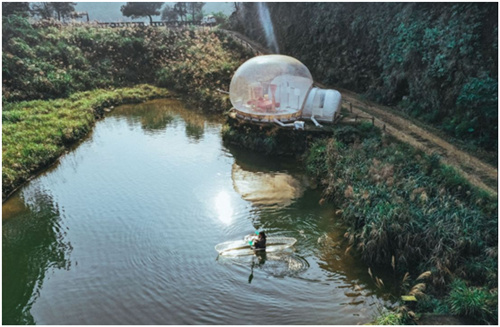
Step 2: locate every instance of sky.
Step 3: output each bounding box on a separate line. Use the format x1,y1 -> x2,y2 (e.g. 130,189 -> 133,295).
74,2 -> 236,23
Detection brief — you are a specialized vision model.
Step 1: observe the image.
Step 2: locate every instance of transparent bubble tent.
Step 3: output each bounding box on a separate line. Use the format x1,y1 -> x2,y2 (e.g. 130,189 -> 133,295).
229,55 -> 342,124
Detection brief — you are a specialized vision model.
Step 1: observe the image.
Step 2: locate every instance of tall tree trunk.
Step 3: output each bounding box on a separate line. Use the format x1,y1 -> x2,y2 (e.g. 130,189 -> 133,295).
148,14 -> 153,24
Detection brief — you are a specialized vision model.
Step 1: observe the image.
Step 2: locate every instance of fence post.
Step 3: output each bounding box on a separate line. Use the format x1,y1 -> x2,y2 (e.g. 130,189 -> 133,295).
372,116 -> 375,125
350,103 -> 352,113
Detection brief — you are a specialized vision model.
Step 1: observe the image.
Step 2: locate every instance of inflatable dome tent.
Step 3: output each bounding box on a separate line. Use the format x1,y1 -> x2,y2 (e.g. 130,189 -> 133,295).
229,55 -> 342,125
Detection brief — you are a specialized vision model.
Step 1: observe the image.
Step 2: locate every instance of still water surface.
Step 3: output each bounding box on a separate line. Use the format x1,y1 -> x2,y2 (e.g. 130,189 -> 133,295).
3,99 -> 387,324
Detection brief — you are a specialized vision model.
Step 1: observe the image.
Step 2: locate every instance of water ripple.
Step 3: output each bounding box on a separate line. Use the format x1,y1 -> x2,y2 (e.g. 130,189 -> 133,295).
3,99 -> 386,325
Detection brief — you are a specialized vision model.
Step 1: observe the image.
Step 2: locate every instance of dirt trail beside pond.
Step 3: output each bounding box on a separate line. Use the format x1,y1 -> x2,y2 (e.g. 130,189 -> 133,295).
225,30 -> 498,197
336,88 -> 497,197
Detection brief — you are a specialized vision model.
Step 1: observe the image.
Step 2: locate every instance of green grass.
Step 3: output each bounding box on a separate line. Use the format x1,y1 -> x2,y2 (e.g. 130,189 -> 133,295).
373,310 -> 404,325
2,85 -> 170,199
447,279 -> 498,324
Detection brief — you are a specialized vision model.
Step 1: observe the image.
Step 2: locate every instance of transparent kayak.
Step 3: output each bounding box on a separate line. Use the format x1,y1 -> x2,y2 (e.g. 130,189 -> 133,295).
215,236 -> 297,256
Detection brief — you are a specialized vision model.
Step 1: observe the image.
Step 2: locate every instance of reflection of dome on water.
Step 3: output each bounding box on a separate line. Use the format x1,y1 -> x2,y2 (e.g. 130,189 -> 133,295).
229,55 -> 342,123
231,163 -> 304,206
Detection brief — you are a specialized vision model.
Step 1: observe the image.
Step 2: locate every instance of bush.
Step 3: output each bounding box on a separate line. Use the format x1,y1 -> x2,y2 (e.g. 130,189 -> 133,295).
3,17 -> 252,110
305,139 -> 328,178
311,122 -> 497,291
447,279 -> 498,324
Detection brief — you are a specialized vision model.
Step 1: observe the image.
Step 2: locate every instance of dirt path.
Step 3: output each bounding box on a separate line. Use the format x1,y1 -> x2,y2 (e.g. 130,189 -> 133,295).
337,88 -> 497,197
225,30 -> 498,197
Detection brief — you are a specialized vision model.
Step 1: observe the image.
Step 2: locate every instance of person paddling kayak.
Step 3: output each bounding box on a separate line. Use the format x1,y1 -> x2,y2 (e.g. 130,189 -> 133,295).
251,231 -> 266,251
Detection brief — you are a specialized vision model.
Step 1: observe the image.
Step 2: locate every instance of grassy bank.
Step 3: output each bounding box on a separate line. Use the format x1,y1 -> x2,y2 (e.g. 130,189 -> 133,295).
305,122 -> 497,324
2,85 -> 170,200
3,16 -> 253,110
2,16 -> 253,200
221,112 -> 329,156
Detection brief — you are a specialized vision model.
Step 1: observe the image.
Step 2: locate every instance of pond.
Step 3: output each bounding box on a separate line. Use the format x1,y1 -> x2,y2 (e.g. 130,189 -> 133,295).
3,98 -> 388,324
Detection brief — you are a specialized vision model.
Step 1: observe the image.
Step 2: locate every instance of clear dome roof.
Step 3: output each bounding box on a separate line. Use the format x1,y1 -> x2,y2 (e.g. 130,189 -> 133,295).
229,55 -> 314,122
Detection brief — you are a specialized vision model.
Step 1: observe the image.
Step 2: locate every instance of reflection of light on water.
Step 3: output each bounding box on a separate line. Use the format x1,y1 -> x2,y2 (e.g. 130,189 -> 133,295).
214,191 -> 233,225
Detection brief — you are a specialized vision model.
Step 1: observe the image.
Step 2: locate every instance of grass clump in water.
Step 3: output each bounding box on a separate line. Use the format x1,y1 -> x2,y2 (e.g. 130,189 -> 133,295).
373,309 -> 404,325
2,85 -> 170,200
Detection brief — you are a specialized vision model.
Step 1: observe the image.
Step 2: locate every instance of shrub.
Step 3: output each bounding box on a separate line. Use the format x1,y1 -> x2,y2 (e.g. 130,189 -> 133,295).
305,139 -> 328,178
313,122 -> 497,291
3,17 -> 252,109
447,279 -> 498,324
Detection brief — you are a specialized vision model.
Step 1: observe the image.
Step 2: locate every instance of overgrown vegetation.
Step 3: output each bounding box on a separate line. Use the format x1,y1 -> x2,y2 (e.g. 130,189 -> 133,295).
2,15 -> 253,109
306,122 -> 497,324
155,28 -> 253,111
231,2 -> 498,153
2,85 -> 170,199
221,114 -> 329,155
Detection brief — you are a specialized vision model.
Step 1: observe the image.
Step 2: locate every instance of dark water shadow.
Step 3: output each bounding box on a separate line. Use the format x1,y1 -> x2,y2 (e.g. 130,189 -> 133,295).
3,185 -> 72,324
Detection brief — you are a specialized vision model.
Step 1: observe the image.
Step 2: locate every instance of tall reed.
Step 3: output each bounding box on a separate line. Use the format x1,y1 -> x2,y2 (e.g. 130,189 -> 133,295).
306,122 -> 497,323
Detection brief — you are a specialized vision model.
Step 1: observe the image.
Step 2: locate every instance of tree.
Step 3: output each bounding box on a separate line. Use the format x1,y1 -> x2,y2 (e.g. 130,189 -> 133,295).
212,11 -> 228,25
187,2 -> 204,22
51,2 -> 76,21
31,2 -> 76,21
161,5 -> 178,22
31,2 -> 54,20
173,2 -> 187,21
2,2 -> 31,17
121,2 -> 164,24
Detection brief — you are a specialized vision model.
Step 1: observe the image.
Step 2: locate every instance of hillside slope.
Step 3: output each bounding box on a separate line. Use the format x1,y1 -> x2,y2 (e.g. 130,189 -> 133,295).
229,2 -> 498,153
